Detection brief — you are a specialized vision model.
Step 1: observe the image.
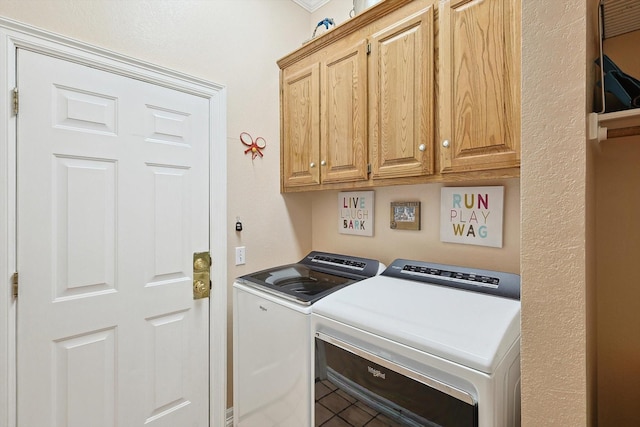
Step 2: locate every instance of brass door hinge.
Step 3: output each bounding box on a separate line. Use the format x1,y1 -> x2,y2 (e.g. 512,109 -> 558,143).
11,272 -> 18,298
193,252 -> 211,300
12,88 -> 18,116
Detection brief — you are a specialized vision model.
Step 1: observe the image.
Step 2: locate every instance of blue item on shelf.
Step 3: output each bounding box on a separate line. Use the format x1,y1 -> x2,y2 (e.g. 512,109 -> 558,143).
596,55 -> 640,109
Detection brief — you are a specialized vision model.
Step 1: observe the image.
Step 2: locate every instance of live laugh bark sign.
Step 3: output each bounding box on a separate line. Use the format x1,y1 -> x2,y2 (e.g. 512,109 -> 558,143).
338,191 -> 374,236
440,186 -> 504,248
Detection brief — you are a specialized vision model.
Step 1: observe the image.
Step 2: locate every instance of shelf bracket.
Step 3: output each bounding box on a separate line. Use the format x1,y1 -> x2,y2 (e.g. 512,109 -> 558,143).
589,112 -> 608,142
589,111 -> 640,142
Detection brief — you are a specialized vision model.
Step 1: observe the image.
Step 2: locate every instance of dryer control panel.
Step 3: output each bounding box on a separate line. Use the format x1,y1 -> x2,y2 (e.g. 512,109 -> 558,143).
382,259 -> 520,300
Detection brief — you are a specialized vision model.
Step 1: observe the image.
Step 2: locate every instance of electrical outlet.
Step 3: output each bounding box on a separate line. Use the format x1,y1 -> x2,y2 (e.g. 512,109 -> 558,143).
235,246 -> 246,265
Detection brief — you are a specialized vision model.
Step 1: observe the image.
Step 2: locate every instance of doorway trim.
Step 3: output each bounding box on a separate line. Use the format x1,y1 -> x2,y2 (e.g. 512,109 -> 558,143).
0,17 -> 228,427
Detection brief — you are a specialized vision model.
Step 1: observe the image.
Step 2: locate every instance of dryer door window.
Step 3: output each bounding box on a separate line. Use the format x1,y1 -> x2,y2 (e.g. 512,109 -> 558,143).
315,333 -> 478,427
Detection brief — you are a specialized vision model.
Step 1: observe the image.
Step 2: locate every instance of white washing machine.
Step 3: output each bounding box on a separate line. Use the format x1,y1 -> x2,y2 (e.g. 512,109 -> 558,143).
312,259 -> 521,427
233,252 -> 384,427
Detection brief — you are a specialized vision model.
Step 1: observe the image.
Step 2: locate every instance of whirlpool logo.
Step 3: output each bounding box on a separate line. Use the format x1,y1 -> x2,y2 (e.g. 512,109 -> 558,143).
368,366 -> 386,379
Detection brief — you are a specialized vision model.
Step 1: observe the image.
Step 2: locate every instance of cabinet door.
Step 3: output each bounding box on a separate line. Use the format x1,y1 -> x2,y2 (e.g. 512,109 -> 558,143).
281,62 -> 321,188
439,0 -> 520,173
320,40 -> 369,184
370,6 -> 435,180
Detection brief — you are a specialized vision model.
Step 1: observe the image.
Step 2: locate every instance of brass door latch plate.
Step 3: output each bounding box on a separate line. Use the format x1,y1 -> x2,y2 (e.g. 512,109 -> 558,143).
193,252 -> 211,299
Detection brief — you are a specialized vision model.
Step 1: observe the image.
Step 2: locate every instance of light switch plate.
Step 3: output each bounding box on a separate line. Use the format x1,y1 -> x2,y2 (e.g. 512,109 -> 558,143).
235,246 -> 246,265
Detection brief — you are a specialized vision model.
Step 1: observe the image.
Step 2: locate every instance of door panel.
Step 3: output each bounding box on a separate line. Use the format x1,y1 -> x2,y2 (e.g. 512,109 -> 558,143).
54,328 -> 117,427
321,40 -> 368,184
370,6 -> 434,179
439,0 -> 520,172
281,63 -> 321,188
54,156 -> 117,299
17,49 -> 209,426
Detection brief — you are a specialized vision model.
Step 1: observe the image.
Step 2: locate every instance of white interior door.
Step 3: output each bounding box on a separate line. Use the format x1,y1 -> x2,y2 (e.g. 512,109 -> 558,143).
16,48 -> 210,426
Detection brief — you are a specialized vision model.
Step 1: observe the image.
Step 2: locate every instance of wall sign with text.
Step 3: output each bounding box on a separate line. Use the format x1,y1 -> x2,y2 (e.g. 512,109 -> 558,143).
440,186 -> 504,248
338,191 -> 374,236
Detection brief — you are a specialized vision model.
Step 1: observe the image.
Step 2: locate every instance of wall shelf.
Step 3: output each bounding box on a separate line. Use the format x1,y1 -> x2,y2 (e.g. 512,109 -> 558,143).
589,110 -> 640,142
591,1 -> 640,142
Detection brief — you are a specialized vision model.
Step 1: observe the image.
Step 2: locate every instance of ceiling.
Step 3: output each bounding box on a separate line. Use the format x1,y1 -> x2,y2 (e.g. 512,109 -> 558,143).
291,0 -> 333,13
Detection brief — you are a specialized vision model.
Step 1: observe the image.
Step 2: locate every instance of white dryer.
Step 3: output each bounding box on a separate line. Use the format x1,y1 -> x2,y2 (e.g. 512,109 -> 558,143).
312,259 -> 521,427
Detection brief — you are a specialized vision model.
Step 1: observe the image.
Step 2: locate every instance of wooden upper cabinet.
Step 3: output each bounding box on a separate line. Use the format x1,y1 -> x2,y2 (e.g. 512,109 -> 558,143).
281,62 -> 320,188
278,0 -> 520,192
321,40 -> 369,184
439,0 -> 521,173
370,5 -> 434,180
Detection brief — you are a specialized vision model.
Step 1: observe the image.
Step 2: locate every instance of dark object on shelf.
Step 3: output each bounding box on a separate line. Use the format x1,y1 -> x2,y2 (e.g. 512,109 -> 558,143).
596,55 -> 640,111
596,0 -> 640,113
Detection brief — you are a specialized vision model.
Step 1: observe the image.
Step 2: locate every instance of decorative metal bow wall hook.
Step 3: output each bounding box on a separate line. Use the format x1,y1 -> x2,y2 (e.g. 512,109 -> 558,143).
240,132 -> 266,159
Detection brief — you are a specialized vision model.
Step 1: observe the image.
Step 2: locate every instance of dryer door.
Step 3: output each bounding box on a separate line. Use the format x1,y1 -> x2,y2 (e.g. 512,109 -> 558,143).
315,333 -> 478,427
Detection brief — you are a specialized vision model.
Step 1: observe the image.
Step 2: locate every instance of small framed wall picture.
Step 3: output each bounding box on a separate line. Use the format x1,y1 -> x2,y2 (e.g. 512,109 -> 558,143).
390,201 -> 421,230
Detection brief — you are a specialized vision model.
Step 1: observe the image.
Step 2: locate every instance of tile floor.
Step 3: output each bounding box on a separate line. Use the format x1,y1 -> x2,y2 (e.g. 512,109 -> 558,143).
314,379 -> 407,427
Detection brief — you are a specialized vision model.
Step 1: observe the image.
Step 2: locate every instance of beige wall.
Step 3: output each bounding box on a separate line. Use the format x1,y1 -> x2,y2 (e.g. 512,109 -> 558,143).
596,135 -> 640,426
596,31 -> 640,426
521,0 -> 593,425
310,179 -> 520,273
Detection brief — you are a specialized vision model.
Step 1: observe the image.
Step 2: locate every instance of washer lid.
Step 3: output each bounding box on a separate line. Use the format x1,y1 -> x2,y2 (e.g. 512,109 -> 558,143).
312,274 -> 521,374
237,263 -> 357,305
236,251 -> 383,305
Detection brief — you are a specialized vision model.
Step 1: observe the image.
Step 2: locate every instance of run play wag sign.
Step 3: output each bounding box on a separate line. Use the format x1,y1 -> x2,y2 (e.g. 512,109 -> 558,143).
440,186 -> 504,248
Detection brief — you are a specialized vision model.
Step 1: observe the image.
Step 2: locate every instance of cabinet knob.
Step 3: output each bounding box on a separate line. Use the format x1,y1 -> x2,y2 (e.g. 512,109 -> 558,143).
442,139 -> 450,148
320,160 -> 326,166
310,162 -> 316,168
418,144 -> 426,152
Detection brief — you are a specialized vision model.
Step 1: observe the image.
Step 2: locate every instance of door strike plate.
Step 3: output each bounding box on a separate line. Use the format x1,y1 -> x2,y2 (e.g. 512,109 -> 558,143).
193,252 -> 211,300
